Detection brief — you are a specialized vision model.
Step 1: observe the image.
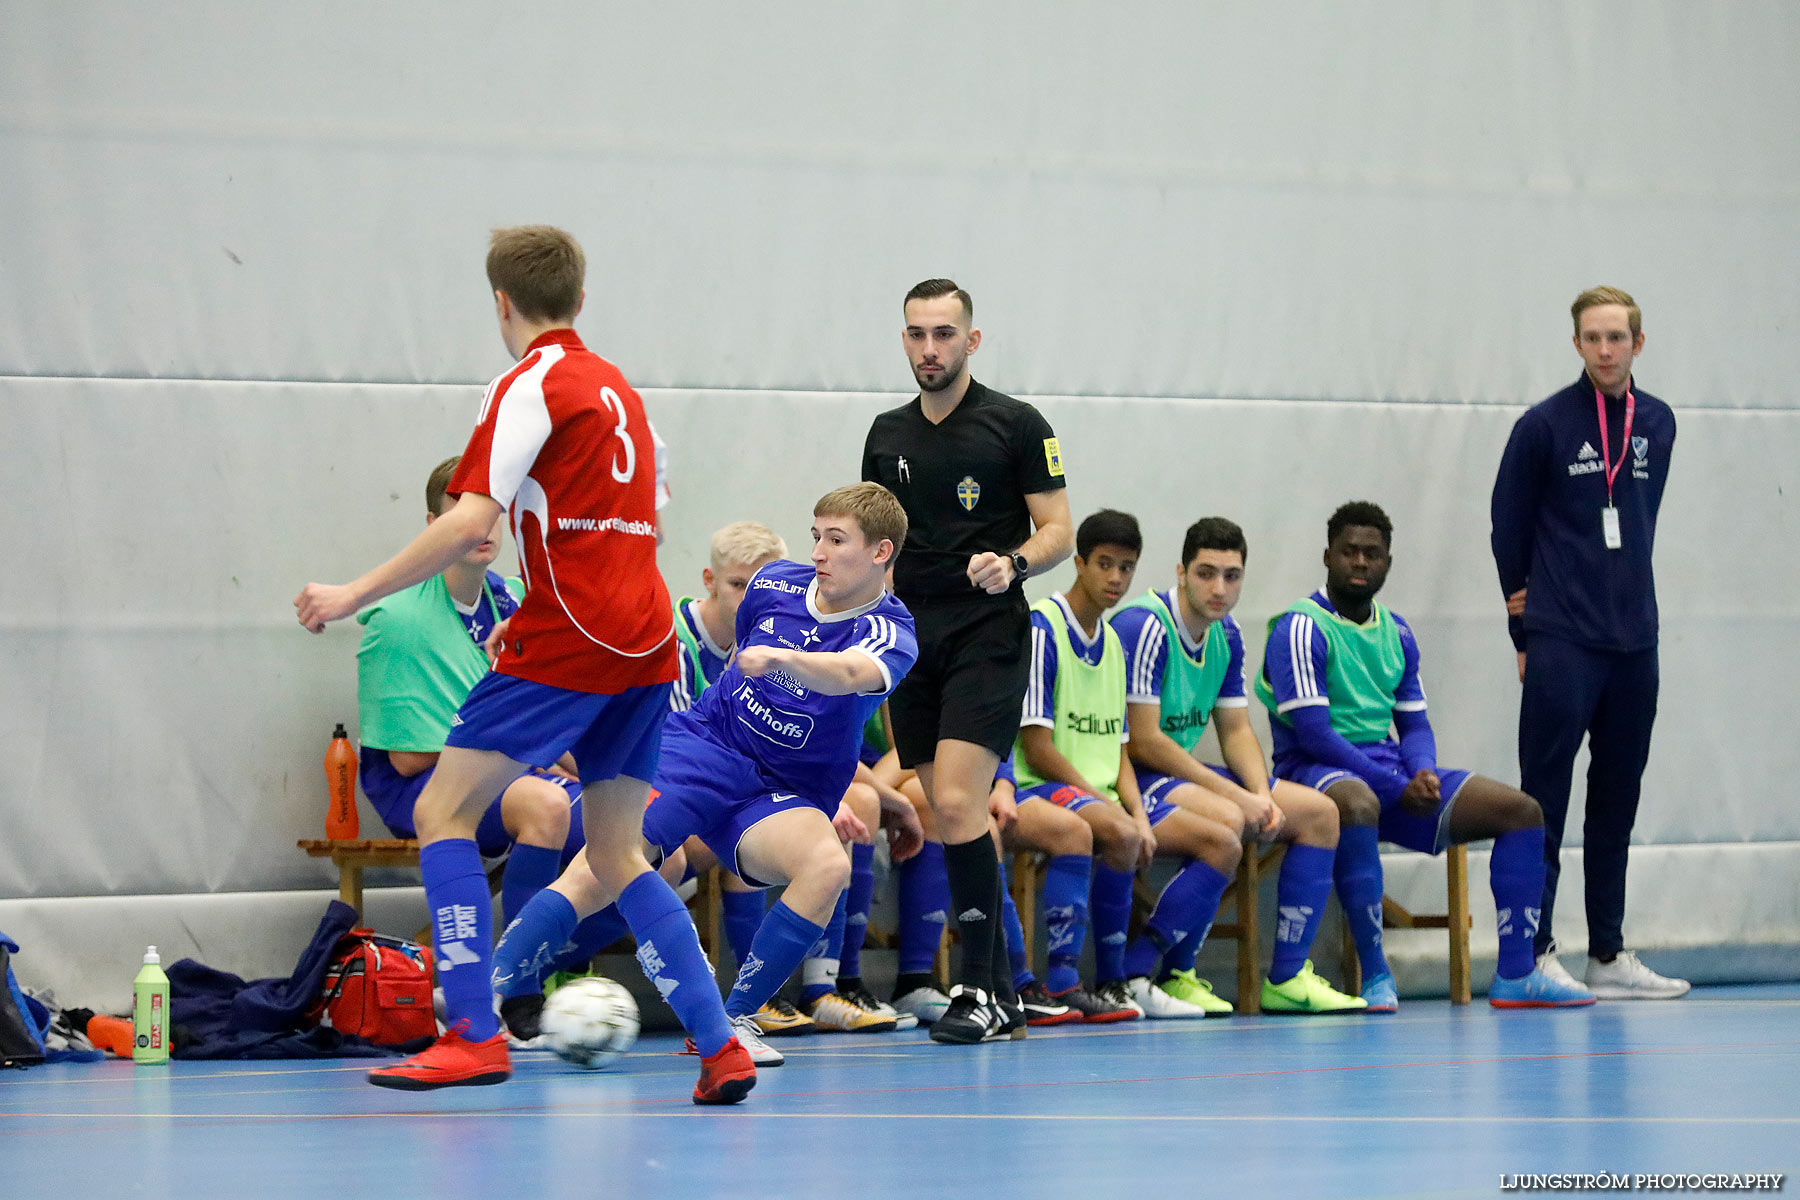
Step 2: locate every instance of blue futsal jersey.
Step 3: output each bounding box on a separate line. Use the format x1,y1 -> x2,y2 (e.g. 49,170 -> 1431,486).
682,559 -> 918,807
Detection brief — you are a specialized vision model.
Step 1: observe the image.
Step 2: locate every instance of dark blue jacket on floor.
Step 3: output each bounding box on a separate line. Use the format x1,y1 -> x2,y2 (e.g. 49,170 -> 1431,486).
168,901 -> 428,1059
1491,372 -> 1676,654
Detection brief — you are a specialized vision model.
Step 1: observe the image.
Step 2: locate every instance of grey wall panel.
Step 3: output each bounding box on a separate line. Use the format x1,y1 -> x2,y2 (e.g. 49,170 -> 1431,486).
4,2 -> 1796,405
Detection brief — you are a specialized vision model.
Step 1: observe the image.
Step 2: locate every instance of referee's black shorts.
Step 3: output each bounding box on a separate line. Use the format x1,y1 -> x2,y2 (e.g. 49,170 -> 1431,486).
889,593 -> 1030,770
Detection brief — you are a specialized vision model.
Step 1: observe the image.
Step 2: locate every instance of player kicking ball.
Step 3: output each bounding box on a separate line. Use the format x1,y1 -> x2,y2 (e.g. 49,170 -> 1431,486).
295,226 -> 754,1103
1257,501 -> 1595,1010
491,484 -> 920,1068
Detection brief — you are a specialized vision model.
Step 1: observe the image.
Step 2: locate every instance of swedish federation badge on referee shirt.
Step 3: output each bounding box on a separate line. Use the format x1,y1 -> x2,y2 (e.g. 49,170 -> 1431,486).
957,475 -> 981,510
1044,437 -> 1064,477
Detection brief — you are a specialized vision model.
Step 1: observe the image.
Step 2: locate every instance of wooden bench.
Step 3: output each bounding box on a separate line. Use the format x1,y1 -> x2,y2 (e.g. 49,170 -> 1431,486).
1339,843 -> 1472,1005
298,838 -> 728,969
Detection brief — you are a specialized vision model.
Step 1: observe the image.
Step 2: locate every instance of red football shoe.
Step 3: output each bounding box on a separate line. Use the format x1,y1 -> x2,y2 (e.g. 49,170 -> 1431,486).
692,1036 -> 757,1106
368,1022 -> 511,1091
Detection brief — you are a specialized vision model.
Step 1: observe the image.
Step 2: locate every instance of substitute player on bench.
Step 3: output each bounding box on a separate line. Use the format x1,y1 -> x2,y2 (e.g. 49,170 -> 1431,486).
1110,517 -> 1362,1014
1256,501 -> 1594,1010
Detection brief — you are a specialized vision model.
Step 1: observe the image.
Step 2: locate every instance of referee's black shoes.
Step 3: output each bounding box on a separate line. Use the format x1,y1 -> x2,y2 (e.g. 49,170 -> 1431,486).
929,985 -> 1027,1044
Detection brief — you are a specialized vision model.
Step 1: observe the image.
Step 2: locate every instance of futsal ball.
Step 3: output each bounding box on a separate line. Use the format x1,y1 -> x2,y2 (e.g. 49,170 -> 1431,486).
540,976 -> 640,1069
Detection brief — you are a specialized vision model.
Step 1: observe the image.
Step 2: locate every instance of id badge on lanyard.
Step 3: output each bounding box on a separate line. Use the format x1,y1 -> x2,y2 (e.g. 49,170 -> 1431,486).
1595,387 -> 1635,551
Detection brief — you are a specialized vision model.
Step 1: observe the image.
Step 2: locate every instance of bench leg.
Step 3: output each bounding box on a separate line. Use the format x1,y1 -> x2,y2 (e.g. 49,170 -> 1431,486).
339,863 -> 364,916
1446,844 -> 1471,1005
1235,847 -> 1261,1014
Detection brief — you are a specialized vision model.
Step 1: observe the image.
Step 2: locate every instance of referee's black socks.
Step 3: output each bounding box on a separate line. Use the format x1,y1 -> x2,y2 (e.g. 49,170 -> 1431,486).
988,869 -> 1018,1005
943,834 -> 1001,995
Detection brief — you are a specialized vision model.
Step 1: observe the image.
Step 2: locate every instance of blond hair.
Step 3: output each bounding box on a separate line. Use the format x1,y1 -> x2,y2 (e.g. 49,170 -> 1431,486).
1572,286 -> 1641,337
709,521 -> 787,572
426,455 -> 461,516
487,226 -> 585,322
814,482 -> 907,552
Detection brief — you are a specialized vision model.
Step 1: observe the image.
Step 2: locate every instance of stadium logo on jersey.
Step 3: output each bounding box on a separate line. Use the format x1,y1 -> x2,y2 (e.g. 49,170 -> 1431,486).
733,681 -> 816,749
1161,707 -> 1211,736
1065,710 -> 1124,737
753,576 -> 806,595
956,475 -> 981,510
1577,442 -> 1599,461
1044,437 -> 1064,477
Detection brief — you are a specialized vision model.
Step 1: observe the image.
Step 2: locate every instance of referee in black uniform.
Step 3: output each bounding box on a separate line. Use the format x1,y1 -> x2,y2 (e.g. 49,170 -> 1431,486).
863,279 -> 1073,1043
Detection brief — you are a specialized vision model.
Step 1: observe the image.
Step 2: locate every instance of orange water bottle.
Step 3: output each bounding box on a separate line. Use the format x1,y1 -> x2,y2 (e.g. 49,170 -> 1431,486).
325,723 -> 359,839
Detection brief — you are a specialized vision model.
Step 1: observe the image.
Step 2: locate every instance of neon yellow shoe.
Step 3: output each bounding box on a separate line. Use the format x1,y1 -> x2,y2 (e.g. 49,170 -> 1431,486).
1159,969 -> 1234,1015
1261,961 -> 1368,1014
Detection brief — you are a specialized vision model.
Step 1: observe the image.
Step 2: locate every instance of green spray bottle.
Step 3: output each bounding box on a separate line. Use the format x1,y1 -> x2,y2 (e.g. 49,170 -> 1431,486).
132,946 -> 170,1065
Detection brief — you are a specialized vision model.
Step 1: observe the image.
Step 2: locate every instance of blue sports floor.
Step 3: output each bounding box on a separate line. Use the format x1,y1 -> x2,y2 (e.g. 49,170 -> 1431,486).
5,985 -> 1795,1200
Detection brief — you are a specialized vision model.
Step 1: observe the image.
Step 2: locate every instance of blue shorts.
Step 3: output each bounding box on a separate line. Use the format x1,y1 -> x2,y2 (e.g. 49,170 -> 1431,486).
360,748 -> 583,859
1016,780 -> 1179,826
1271,742 -> 1472,855
444,671 -> 670,785
1134,765 -> 1278,810
640,719 -> 828,889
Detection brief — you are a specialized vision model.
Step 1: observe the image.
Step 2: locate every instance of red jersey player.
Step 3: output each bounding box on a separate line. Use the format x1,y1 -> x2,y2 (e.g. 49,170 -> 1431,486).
296,226 -> 754,1104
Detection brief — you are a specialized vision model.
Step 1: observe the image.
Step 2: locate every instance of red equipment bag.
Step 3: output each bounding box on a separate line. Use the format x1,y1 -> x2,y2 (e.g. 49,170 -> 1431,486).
308,929 -> 436,1045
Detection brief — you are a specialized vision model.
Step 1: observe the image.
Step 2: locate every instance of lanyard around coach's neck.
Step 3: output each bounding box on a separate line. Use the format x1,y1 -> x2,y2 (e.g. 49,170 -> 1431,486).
1594,385 -> 1636,506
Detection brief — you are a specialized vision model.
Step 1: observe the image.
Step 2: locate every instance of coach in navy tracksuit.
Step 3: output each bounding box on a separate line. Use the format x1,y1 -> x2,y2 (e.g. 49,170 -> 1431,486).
1489,286 -> 1689,1001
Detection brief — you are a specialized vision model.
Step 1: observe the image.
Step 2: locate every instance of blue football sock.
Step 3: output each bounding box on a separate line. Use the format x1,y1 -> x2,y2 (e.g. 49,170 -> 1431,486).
616,871 -> 732,1057
1269,843 -> 1335,984
1124,858 -> 1230,981
1335,824 -> 1389,979
720,888 -> 765,971
491,887 -> 579,999
801,889 -> 849,1006
1042,853 -> 1090,995
544,905 -> 629,978
1490,825 -> 1546,980
725,900 -> 825,1020
840,842 -> 875,980
499,842 -> 561,927
998,863 -> 1034,989
1091,864 -> 1135,985
420,838 -> 499,1041
896,841 -> 949,976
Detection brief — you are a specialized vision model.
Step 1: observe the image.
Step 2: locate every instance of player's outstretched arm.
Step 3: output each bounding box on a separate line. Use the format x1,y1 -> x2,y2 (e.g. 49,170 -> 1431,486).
735,645 -> 886,696
295,492 -> 504,632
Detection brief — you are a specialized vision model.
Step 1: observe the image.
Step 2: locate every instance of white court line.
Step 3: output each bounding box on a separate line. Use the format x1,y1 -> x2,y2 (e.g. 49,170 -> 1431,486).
12,1111 -> 1800,1124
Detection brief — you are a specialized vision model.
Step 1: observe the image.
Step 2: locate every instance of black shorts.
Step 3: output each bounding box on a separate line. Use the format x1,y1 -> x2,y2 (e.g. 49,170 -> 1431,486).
889,594 -> 1030,769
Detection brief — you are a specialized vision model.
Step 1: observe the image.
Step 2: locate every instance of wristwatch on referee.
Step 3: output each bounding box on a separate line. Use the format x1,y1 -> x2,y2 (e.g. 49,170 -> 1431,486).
1008,551 -> 1030,582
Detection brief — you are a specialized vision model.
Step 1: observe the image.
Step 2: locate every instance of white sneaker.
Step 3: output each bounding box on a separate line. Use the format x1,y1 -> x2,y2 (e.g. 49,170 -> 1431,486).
1535,942 -> 1585,992
730,1014 -> 786,1066
1127,975 -> 1209,1019
892,985 -> 953,1025
1586,951 -> 1691,1000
